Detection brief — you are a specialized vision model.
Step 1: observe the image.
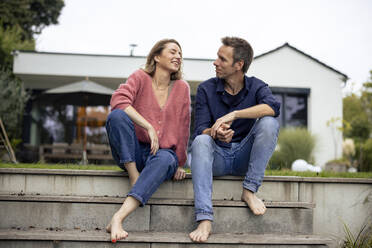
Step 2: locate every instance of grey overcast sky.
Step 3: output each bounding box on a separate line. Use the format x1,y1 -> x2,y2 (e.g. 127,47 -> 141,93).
35,0 -> 372,94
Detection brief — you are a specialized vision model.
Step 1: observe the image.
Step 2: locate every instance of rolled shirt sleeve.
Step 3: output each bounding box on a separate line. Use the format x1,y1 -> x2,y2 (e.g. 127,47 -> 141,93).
256,84 -> 281,117
110,73 -> 140,111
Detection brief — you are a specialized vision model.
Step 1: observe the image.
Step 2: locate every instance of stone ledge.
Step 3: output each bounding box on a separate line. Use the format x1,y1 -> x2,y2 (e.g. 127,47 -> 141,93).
0,228 -> 331,245
1,168 -> 371,184
0,194 -> 315,209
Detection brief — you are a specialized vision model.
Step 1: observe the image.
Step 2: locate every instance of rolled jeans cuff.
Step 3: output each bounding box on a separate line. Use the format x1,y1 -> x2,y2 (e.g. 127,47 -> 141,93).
118,159 -> 134,170
243,181 -> 258,193
196,212 -> 214,222
127,192 -> 145,207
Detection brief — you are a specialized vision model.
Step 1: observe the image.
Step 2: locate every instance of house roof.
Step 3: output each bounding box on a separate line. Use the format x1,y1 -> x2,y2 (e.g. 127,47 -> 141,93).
254,43 -> 348,80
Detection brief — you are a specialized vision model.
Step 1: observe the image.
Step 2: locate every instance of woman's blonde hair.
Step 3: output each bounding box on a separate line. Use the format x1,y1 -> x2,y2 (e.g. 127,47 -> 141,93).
144,39 -> 183,80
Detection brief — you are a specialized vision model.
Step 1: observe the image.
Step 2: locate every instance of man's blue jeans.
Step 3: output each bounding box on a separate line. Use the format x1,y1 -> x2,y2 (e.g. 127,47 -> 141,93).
191,116 -> 279,222
106,109 -> 178,206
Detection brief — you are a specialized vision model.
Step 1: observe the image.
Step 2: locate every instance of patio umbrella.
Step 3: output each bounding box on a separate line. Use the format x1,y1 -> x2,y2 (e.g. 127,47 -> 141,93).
41,79 -> 114,106
39,78 -> 114,164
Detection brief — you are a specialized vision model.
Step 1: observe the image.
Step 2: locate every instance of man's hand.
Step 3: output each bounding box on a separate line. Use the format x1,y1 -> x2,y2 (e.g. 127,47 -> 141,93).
216,124 -> 234,143
173,167 -> 186,180
147,126 -> 159,155
211,111 -> 236,138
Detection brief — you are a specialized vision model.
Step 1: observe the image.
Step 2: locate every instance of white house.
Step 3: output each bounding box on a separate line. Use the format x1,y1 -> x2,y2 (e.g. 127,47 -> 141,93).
13,43 -> 347,166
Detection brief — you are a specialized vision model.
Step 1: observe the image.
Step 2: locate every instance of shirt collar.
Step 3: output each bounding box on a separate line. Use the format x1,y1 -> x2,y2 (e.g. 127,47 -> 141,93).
215,75 -> 250,93
243,75 -> 251,92
216,78 -> 225,93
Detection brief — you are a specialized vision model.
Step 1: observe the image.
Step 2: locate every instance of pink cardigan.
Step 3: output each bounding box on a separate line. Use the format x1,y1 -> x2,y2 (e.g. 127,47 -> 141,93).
110,69 -> 191,166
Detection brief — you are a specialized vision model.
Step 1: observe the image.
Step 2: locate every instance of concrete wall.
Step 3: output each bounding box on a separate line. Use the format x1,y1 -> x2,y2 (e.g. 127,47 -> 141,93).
0,169 -> 370,246
299,181 -> 372,244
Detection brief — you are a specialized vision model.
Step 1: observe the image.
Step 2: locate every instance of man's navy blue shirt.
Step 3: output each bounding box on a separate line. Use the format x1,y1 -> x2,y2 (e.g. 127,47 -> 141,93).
193,75 -> 280,147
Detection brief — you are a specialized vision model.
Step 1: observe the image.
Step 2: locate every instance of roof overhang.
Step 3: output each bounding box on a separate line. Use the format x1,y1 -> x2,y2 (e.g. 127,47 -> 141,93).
13,51 -> 215,90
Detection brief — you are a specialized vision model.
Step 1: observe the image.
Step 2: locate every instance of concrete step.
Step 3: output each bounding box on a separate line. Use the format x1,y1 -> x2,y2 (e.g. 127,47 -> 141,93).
0,228 -> 331,247
0,194 -> 314,235
0,168 -> 304,201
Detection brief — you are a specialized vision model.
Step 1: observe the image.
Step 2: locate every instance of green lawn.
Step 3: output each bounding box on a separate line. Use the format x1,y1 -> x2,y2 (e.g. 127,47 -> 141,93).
1,162 -> 372,178
265,169 -> 372,178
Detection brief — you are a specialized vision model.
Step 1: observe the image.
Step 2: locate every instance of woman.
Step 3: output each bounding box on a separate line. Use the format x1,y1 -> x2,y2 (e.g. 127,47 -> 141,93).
105,39 -> 191,242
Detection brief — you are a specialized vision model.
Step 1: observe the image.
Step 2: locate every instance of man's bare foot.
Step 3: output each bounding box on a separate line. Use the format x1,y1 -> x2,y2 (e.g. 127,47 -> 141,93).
241,188 -> 266,215
106,213 -> 128,242
189,220 -> 212,242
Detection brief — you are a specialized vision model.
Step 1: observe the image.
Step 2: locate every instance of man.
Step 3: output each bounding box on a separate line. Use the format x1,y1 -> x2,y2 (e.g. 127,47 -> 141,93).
189,37 -> 280,242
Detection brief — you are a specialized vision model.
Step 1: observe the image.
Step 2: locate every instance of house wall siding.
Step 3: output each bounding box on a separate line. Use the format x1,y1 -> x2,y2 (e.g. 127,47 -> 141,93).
250,47 -> 343,166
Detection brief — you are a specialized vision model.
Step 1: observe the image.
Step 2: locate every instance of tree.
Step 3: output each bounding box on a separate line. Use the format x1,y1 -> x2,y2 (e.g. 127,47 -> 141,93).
0,25 -> 32,145
360,70 -> 372,128
343,94 -> 370,142
0,69 -> 29,142
0,24 -> 35,70
0,0 -> 65,41
0,0 -> 64,69
343,70 -> 372,171
0,0 -> 64,148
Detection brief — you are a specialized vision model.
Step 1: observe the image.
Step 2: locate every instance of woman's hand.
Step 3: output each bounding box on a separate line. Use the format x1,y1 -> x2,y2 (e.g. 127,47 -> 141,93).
173,167 -> 186,180
147,126 -> 159,155
124,106 -> 159,155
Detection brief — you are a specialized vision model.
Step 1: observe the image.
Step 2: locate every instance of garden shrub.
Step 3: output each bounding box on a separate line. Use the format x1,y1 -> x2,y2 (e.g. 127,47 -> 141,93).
267,151 -> 285,170
341,220 -> 372,248
268,128 -> 316,170
360,138 -> 372,172
0,69 -> 29,141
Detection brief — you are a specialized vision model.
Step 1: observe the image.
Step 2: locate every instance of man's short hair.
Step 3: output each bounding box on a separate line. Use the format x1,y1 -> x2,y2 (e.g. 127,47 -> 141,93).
221,37 -> 253,73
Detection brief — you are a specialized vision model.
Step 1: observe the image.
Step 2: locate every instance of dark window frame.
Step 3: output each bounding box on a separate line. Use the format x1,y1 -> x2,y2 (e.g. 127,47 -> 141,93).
270,87 -> 310,128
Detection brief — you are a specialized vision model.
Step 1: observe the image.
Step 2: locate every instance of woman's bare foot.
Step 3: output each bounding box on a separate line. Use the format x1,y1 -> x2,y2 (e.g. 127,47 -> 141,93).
189,220 -> 212,242
106,213 -> 128,242
241,188 -> 266,215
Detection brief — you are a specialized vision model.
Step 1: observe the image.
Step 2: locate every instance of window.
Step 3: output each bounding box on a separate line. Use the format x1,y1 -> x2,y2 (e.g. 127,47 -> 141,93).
271,87 -> 310,128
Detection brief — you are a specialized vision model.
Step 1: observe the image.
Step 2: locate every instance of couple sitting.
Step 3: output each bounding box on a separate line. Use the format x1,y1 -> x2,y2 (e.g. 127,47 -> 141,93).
105,36 -> 280,243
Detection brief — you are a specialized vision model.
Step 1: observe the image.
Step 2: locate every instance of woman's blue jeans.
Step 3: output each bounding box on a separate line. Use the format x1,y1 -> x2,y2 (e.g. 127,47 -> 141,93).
106,109 -> 178,206
191,116 -> 279,222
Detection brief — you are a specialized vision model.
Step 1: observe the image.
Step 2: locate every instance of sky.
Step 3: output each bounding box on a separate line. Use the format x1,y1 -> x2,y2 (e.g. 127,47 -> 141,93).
35,0 -> 372,95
